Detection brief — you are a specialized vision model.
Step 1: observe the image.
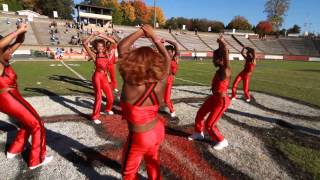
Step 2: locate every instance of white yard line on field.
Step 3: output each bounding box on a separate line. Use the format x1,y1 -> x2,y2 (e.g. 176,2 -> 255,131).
60,60 -> 87,81
175,77 -> 207,86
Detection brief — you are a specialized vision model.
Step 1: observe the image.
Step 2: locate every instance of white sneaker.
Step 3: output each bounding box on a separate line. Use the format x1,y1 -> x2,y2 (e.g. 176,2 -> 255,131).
231,97 -> 237,101
29,156 -> 53,170
93,119 -> 101,124
188,132 -> 204,141
114,89 -> 119,93
170,112 -> 176,118
213,139 -> 228,150
106,111 -> 114,115
245,99 -> 251,102
6,152 -> 19,159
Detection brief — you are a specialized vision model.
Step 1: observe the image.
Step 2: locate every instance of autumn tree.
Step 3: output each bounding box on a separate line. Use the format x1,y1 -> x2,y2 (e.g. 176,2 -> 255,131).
120,1 -> 136,25
264,0 -> 290,31
227,16 -> 252,30
147,6 -> 165,27
132,0 -> 148,24
101,0 -> 123,24
255,21 -> 273,37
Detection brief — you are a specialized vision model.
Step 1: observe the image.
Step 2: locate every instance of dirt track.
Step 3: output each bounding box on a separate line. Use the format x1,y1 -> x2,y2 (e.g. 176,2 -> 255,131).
0,86 -> 319,179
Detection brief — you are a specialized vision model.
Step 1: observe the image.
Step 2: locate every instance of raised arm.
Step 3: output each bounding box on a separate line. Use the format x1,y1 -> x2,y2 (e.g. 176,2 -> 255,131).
251,48 -> 257,64
98,33 -> 117,45
165,39 -> 180,61
142,25 -> 171,75
0,23 -> 27,49
117,28 -> 144,58
82,33 -> 97,60
241,47 -> 247,59
218,37 -> 230,69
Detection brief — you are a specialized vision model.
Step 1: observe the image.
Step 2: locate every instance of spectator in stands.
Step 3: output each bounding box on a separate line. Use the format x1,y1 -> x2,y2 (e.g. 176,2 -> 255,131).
231,47 -> 256,102
188,35 -> 231,151
117,24 -> 170,180
0,22 -> 53,169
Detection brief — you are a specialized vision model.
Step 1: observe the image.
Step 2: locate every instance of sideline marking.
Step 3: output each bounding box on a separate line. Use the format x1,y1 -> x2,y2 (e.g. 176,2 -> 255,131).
60,60 -> 86,81
175,77 -> 207,86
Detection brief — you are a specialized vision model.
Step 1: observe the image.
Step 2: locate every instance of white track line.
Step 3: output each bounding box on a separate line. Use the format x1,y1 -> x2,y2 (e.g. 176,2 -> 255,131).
175,77 -> 207,86
60,60 -> 87,81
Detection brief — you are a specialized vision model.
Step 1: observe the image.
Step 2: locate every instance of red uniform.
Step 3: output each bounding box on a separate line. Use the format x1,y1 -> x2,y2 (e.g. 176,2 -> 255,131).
231,60 -> 255,100
107,47 -> 118,90
194,73 -> 231,142
91,54 -> 114,120
120,83 -> 165,180
164,60 -> 178,113
0,62 -> 46,167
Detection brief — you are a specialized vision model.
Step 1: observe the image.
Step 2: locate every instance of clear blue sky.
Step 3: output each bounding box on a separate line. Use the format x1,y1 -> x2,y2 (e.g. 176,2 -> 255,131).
146,0 -> 320,33
74,0 -> 320,33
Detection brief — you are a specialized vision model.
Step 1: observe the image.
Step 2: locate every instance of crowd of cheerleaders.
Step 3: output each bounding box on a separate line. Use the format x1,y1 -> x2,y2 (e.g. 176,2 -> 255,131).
0,23 -> 256,178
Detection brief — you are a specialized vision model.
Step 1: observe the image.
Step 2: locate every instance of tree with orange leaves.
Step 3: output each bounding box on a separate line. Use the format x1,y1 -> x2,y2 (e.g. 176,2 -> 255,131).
147,6 -> 166,27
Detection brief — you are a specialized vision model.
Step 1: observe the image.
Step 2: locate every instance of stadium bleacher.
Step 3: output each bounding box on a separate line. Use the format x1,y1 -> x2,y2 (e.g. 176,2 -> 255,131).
250,38 -> 289,55
197,33 -> 219,51
171,31 -> 211,51
1,12 -> 320,58
234,36 -> 263,53
279,38 -> 320,56
0,17 -> 38,45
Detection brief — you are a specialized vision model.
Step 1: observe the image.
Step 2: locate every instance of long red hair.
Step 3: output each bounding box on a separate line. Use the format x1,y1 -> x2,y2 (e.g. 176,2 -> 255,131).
119,46 -> 166,85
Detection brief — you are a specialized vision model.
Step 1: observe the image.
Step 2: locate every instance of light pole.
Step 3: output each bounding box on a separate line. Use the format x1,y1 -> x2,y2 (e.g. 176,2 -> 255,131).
153,0 -> 156,28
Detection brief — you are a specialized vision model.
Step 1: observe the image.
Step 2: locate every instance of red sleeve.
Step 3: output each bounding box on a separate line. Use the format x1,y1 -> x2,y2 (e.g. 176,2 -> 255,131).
171,61 -> 178,75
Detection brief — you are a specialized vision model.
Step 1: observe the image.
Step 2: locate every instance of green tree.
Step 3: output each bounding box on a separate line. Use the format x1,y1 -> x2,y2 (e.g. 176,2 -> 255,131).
36,0 -> 73,19
226,16 -> 252,30
208,21 -> 225,33
0,0 -> 23,11
264,0 -> 290,31
287,24 -> 301,34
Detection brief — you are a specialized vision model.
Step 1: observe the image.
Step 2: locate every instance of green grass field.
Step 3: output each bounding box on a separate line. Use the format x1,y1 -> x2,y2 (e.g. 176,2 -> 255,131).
12,58 -> 320,107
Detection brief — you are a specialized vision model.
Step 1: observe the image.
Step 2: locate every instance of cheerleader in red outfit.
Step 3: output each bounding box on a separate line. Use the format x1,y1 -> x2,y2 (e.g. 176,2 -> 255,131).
231,47 -> 256,102
83,32 -> 116,124
164,40 -> 179,118
117,25 -> 170,180
0,23 -> 52,169
188,36 -> 231,151
99,34 -> 119,93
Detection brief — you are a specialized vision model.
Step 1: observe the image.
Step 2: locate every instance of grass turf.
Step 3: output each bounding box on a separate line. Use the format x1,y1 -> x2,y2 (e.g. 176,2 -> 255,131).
12,58 -> 320,107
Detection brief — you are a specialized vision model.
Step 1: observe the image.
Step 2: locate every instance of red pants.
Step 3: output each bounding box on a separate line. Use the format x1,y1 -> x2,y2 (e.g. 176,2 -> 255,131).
231,71 -> 251,99
108,64 -> 118,90
92,71 -> 114,120
0,89 -> 46,167
194,95 -> 230,142
122,119 -> 165,180
164,75 -> 174,113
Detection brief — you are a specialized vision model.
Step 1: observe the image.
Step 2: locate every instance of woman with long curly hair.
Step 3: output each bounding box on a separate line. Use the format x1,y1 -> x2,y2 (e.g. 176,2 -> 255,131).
0,22 -> 52,169
83,32 -> 116,124
117,25 -> 170,180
